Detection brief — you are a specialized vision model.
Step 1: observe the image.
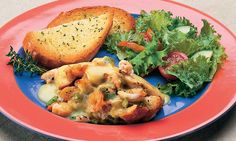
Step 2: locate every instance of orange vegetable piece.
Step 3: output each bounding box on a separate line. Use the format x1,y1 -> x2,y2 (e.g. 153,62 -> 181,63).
117,41 -> 145,52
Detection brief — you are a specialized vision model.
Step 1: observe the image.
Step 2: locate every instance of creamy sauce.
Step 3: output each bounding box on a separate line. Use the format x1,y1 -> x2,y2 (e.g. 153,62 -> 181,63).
38,83 -> 58,103
69,109 -> 86,117
39,57 -> 170,123
85,65 -> 115,85
160,94 -> 170,105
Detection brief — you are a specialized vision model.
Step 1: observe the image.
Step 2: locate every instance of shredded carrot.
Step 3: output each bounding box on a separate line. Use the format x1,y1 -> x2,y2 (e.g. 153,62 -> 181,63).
141,28 -> 154,41
146,28 -> 154,41
117,41 -> 145,52
117,29 -> 156,52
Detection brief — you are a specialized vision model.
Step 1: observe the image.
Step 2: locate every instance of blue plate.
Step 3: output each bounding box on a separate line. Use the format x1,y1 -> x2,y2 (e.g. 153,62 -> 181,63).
14,14 -> 209,121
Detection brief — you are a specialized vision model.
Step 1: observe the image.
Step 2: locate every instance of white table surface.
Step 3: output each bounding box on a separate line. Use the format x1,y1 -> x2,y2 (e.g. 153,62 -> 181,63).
0,0 -> 235,141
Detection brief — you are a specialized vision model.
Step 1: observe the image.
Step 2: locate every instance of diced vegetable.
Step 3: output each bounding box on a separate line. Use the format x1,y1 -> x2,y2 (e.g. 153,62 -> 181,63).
69,115 -> 77,120
104,31 -> 144,60
100,87 -> 116,100
168,16 -> 197,38
104,93 -> 116,100
191,50 -> 213,61
118,41 -> 145,52
146,28 -> 154,40
175,26 -> 191,34
158,52 -> 188,80
46,96 -> 58,106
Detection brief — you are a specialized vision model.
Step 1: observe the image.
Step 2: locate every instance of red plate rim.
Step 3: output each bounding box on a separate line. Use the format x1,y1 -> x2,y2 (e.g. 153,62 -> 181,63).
0,0 -> 235,140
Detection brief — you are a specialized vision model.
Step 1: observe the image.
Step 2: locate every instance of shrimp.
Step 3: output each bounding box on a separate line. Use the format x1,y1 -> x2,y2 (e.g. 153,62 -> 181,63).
119,95 -> 163,123
118,88 -> 147,102
41,63 -> 89,89
124,74 -> 169,104
119,105 -> 148,123
59,86 -> 79,101
41,69 -> 57,83
104,73 -> 123,89
74,77 -> 94,94
87,90 -> 105,113
51,102 -> 73,117
118,60 -> 134,75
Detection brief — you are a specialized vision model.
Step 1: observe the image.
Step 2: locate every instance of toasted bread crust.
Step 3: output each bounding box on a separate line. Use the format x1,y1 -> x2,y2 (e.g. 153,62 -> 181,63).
47,6 -> 135,34
23,13 -> 113,69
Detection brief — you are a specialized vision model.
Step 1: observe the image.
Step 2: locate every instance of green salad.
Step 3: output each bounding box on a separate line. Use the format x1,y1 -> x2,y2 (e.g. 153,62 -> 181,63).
104,10 -> 227,97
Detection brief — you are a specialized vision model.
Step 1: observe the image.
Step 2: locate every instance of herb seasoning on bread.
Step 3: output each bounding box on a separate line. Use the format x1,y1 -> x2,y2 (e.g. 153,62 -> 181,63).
47,6 -> 135,34
23,13 -> 113,68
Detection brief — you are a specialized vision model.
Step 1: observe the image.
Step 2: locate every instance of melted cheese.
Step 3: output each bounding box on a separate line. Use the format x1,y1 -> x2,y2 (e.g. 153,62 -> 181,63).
69,109 -> 86,117
38,83 -> 58,103
85,65 -> 115,85
160,93 -> 170,105
39,57 -> 170,123
108,97 -> 124,118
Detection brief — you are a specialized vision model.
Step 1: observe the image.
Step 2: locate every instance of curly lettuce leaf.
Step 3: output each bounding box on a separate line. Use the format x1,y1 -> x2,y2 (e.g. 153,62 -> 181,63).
136,10 -> 173,33
198,20 -> 227,61
159,20 -> 226,97
200,19 -> 218,37
197,20 -> 227,79
169,39 -> 200,56
158,81 -> 202,97
130,35 -> 168,76
162,30 -> 188,46
167,56 -> 212,89
104,31 -> 144,60
158,56 -> 211,97
168,16 -> 197,38
161,30 -> 200,56
104,11 -> 226,98
135,10 -> 151,33
162,20 -> 227,59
